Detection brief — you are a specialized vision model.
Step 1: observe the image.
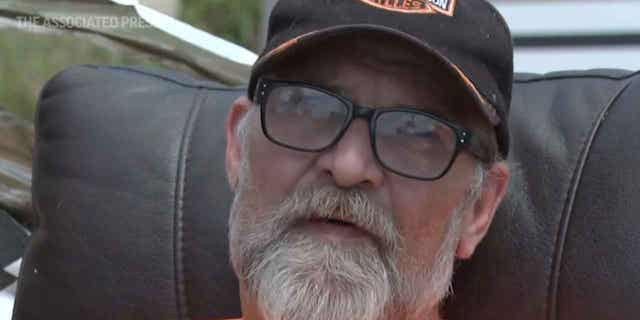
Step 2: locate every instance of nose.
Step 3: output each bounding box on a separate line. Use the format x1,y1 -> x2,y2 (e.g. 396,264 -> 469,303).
316,119 -> 384,189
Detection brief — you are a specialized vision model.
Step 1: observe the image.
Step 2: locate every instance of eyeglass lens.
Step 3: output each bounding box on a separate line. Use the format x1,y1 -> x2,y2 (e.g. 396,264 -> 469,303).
262,84 -> 458,179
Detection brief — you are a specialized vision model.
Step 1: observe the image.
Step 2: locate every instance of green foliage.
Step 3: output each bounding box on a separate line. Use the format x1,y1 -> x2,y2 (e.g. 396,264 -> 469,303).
0,0 -> 263,121
182,0 -> 262,51
0,30 -> 175,120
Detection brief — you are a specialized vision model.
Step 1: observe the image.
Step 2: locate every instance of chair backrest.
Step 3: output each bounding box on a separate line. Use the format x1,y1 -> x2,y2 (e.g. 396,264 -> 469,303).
13,65 -> 640,320
445,69 -> 640,320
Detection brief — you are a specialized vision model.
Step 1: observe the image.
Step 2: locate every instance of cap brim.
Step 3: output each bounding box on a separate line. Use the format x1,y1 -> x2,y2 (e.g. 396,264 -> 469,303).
249,24 -> 501,127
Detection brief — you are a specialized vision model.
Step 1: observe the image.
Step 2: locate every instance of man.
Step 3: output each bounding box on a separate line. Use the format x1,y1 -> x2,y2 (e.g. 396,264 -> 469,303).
224,0 -> 513,319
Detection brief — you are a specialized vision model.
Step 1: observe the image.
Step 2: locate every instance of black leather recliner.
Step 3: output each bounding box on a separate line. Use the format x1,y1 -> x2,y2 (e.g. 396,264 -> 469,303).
12,65 -> 640,320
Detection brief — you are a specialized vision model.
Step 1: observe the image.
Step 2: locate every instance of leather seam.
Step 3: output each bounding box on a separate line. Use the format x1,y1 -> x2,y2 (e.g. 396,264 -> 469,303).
83,65 -> 245,91
85,65 -> 640,93
174,90 -> 205,320
546,80 -> 633,320
82,64 -> 640,88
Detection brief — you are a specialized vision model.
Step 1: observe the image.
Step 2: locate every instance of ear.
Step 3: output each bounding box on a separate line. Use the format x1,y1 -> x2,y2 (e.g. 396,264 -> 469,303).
456,162 -> 510,259
225,96 -> 252,192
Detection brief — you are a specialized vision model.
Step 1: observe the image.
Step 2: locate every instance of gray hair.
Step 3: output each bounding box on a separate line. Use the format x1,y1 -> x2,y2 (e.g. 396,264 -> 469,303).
235,104 -> 256,147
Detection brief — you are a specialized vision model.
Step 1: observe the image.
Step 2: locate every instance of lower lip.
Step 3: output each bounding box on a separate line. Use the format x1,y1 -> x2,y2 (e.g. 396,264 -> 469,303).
298,219 -> 372,242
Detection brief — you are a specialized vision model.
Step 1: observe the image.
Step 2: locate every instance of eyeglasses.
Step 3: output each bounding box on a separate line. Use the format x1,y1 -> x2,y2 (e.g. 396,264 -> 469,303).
254,78 -> 479,181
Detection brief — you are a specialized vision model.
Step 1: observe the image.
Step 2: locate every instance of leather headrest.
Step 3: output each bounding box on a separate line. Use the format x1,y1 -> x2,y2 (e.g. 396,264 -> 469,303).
14,66 -> 640,320
15,66 -> 242,320
446,69 -> 640,320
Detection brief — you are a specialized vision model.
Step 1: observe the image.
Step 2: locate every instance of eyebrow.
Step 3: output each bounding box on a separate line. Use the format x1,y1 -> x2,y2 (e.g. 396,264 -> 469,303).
322,83 -> 348,97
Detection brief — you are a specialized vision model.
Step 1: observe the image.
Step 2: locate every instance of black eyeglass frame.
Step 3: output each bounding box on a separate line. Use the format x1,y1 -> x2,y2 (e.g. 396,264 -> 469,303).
254,78 -> 477,181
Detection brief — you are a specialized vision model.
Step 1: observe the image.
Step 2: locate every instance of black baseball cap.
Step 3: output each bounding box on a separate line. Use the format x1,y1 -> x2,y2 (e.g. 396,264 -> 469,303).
249,0 -> 513,158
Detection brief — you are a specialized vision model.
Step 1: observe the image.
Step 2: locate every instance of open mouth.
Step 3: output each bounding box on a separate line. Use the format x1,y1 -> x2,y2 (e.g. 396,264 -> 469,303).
324,218 -> 352,225
302,216 -> 371,241
309,217 -> 354,226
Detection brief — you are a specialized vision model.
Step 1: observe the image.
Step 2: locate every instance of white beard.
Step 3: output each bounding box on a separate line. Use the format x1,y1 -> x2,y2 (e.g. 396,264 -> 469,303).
228,150 -> 482,320
246,231 -> 393,320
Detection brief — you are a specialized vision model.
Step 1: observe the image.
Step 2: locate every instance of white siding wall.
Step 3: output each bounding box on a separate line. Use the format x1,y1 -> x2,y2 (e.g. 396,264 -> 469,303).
491,0 -> 640,72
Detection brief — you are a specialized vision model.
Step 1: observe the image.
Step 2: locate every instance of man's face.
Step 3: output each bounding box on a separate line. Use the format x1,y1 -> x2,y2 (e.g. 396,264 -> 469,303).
226,36 -> 508,320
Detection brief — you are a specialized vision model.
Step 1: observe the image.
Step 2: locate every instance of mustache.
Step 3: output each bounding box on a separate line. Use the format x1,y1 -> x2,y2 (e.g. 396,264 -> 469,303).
252,186 -> 403,253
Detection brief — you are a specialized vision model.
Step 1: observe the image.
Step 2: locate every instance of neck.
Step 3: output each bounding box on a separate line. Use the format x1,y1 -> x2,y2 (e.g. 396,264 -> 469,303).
239,286 -> 444,320
238,311 -> 443,320
392,302 -> 443,320
413,308 -> 442,320
239,285 -> 264,320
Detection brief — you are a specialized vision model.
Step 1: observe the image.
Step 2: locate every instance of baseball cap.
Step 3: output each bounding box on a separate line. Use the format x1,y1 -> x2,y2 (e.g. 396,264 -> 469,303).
248,0 -> 514,158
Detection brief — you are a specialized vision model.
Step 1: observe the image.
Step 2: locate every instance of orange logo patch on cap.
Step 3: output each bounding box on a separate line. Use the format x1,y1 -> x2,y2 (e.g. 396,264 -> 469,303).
357,0 -> 456,16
